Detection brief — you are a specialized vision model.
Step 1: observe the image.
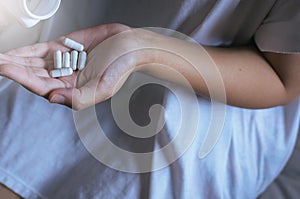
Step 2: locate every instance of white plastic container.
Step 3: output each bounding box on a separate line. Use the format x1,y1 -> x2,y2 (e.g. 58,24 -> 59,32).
0,0 -> 61,27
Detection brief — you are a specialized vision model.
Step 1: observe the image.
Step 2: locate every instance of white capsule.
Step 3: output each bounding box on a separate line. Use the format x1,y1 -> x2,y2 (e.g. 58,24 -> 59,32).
78,51 -> 87,70
54,50 -> 62,69
71,50 -> 79,70
63,52 -> 71,68
50,68 -> 73,78
63,38 -> 84,51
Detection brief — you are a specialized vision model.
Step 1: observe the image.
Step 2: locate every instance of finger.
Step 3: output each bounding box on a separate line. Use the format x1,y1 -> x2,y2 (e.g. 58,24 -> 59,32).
48,87 -> 93,110
49,78 -> 110,110
63,23 -> 130,52
48,88 -> 73,108
0,64 -> 65,96
5,42 -> 50,58
53,53 -> 133,109
49,87 -> 90,110
0,54 -> 49,68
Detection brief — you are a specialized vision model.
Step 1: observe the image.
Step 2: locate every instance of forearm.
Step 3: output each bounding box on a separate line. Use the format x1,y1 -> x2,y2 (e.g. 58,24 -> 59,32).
131,29 -> 293,108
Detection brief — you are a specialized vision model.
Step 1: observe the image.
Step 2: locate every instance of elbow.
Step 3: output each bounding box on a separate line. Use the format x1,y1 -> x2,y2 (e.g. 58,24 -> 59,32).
270,86 -> 300,107
283,88 -> 300,105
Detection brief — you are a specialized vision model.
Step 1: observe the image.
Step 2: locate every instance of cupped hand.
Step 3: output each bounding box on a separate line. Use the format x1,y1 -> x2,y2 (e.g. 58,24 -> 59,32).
0,23 -> 132,110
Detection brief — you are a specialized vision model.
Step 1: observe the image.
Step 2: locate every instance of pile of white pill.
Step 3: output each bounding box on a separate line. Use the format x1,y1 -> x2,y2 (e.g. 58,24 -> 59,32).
50,38 -> 87,78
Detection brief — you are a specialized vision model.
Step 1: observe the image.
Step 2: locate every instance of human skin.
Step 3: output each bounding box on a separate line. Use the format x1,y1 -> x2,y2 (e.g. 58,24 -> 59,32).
0,22 -> 299,198
0,23 -> 299,110
0,184 -> 20,199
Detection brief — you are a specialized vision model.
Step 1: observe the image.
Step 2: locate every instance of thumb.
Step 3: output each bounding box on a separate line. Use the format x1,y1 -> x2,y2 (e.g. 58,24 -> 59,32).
49,85 -> 108,110
49,88 -> 73,108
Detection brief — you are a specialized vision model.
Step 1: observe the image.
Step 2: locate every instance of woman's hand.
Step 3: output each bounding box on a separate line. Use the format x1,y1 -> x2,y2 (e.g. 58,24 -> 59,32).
0,23 -> 131,110
1,23 -> 298,110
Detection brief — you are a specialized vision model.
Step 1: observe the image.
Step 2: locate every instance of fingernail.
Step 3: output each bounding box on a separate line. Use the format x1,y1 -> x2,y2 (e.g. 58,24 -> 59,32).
50,94 -> 66,104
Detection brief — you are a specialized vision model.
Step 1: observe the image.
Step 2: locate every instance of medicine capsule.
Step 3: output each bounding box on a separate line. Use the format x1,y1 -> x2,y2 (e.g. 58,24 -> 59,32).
50,68 -> 73,78
78,51 -> 87,70
63,52 -> 71,68
54,50 -> 62,69
63,38 -> 84,51
71,50 -> 79,70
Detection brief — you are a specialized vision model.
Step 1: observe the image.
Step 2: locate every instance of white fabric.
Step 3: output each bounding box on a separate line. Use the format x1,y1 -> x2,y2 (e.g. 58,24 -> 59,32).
0,0 -> 300,198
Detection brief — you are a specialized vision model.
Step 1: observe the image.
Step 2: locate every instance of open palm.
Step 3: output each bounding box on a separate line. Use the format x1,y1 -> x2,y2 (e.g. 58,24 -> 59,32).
0,24 -> 130,109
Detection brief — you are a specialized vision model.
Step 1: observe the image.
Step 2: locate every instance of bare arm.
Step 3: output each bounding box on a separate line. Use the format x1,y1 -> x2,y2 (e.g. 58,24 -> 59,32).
133,29 -> 299,108
0,24 -> 298,109
200,46 -> 299,108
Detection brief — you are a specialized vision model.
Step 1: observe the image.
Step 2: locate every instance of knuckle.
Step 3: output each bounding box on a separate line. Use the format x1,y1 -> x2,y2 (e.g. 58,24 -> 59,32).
111,23 -> 131,32
72,104 -> 82,111
73,97 -> 86,111
25,58 -> 33,66
0,65 -> 9,77
30,45 -> 37,56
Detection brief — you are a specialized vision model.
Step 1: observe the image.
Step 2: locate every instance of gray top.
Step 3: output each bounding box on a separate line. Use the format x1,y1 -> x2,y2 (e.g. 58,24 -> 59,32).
45,0 -> 300,51
0,0 -> 299,199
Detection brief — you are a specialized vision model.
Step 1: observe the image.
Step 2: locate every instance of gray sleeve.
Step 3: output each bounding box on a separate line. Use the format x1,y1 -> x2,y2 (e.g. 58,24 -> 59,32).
254,0 -> 300,53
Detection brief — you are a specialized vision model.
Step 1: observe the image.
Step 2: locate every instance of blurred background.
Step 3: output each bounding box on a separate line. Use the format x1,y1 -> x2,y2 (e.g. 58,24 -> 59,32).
0,3 -> 43,52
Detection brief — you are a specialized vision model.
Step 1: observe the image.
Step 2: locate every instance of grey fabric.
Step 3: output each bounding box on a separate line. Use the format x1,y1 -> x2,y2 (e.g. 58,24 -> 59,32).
0,0 -> 299,198
259,130 -> 300,199
255,0 -> 300,53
